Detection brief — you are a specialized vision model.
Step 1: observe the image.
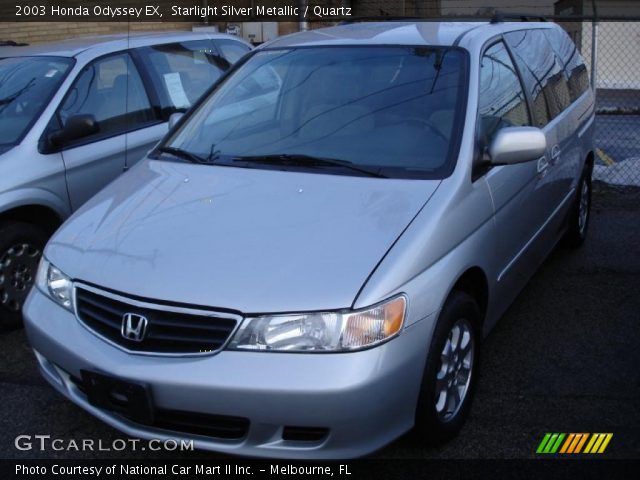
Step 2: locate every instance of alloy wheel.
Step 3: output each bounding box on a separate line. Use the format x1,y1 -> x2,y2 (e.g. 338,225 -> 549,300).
434,318 -> 475,422
0,243 -> 41,312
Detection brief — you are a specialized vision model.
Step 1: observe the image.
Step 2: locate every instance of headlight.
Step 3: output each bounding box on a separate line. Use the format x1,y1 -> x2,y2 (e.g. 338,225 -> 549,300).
228,295 -> 406,352
35,257 -> 73,311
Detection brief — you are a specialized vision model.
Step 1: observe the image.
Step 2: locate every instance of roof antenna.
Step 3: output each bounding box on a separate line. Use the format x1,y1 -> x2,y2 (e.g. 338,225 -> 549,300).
124,20 -> 131,172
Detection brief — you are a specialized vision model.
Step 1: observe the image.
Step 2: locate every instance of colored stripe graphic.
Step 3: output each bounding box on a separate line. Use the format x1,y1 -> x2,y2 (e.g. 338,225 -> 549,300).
550,433 -> 565,453
537,433 -> 612,454
536,433 -> 552,453
573,433 -> 589,453
563,433 -> 583,453
559,433 -> 575,453
537,433 -> 566,454
597,433 -> 613,453
591,434 -> 607,453
584,433 -> 614,454
584,433 -> 600,453
543,433 -> 559,453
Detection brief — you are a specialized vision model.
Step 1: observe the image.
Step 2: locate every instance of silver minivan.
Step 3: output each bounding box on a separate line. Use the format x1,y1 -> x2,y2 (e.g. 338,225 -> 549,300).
24,21 -> 594,459
0,32 -> 251,328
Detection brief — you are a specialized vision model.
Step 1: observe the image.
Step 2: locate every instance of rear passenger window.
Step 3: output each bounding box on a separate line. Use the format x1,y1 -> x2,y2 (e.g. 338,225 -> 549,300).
548,27 -> 590,102
58,53 -> 154,140
478,41 -> 530,146
138,40 -> 230,115
505,30 -> 570,126
215,39 -> 251,64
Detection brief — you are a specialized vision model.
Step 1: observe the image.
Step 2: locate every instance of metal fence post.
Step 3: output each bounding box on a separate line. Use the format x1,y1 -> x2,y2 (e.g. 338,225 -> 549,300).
299,0 -> 309,31
591,11 -> 598,94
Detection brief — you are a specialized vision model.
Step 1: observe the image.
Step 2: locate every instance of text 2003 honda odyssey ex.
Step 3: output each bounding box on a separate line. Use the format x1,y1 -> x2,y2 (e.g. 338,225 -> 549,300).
24,21 -> 594,459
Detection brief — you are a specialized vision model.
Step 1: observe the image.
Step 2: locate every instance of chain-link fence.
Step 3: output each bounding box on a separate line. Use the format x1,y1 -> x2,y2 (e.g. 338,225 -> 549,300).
521,16 -> 640,190
585,19 -> 640,190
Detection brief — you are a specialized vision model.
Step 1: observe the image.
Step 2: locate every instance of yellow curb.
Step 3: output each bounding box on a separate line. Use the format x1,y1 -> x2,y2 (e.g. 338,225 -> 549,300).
596,148 -> 616,166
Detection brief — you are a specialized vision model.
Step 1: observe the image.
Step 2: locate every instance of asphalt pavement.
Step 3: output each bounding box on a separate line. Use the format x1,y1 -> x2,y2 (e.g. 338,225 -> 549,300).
1,185 -> 639,460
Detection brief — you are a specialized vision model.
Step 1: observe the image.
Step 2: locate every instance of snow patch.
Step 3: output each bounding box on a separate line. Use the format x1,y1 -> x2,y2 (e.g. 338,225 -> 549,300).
594,157 -> 640,187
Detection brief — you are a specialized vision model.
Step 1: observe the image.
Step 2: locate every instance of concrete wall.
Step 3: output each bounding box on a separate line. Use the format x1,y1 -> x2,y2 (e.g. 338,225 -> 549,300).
352,0 -> 440,17
0,22 -> 195,45
0,21 -> 302,46
441,0 -> 554,15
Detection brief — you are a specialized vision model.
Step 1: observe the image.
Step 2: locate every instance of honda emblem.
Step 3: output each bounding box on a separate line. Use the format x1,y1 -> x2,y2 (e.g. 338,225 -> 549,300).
121,313 -> 148,342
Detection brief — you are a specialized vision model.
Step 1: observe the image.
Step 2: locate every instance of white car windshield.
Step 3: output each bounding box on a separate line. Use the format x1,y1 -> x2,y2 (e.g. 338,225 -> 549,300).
0,56 -> 73,148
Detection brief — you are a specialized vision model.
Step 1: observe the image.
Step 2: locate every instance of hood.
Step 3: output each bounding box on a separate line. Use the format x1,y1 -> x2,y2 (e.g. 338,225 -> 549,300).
46,160 -> 439,313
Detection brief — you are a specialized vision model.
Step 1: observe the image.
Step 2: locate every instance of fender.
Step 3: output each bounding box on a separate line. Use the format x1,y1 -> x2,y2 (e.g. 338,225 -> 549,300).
0,188 -> 71,222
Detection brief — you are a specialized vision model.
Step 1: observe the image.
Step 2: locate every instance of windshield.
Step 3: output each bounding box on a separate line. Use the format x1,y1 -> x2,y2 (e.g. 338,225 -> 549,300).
0,56 -> 73,147
162,46 -> 468,179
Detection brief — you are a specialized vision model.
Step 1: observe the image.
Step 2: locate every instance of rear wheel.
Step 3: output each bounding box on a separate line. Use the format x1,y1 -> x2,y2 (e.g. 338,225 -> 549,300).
563,162 -> 592,248
0,222 -> 47,330
414,291 -> 481,445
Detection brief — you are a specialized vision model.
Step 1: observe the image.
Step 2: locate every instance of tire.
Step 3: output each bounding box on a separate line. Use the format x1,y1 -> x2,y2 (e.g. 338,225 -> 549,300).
0,222 -> 48,330
563,162 -> 592,248
414,291 -> 482,445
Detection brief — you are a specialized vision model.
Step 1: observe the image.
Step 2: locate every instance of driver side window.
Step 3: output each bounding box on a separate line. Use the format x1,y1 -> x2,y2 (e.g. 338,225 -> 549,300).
58,53 -> 154,142
478,41 -> 530,149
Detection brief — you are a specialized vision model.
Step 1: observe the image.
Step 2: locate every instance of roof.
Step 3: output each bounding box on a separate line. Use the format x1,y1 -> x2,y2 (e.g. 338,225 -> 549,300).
261,22 -> 487,49
261,20 -> 558,50
0,31 -> 247,58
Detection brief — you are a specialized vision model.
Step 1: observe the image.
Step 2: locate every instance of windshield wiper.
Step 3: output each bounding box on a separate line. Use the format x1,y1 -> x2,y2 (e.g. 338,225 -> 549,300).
231,154 -> 387,178
157,146 -> 209,165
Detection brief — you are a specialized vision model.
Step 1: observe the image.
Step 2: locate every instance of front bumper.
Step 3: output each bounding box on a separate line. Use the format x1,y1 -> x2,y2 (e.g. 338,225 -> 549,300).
23,288 -> 434,459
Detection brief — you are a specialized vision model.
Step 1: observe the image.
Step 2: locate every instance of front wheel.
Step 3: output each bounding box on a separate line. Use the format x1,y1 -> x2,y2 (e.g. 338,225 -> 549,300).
414,291 -> 482,445
0,222 -> 47,330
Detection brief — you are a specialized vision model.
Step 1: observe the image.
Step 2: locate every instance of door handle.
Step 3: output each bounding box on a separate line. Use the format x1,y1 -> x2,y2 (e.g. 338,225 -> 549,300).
537,156 -> 549,174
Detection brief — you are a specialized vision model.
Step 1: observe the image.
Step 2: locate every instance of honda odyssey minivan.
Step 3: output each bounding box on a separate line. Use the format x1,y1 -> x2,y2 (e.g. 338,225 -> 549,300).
24,21 -> 594,459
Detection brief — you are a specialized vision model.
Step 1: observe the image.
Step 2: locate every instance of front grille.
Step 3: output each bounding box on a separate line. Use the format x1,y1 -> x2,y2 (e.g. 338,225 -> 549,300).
75,287 -> 238,355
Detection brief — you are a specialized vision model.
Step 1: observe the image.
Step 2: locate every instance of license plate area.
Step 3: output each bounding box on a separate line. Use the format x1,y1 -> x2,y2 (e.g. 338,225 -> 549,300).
81,370 -> 154,425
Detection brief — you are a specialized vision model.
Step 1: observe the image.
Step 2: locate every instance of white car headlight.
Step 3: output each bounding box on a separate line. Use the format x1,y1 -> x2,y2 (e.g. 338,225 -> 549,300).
228,295 -> 406,352
35,257 -> 73,311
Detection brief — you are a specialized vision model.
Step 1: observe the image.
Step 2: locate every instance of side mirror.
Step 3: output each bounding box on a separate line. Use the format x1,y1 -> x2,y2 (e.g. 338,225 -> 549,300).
489,127 -> 547,165
49,114 -> 98,146
168,112 -> 184,130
